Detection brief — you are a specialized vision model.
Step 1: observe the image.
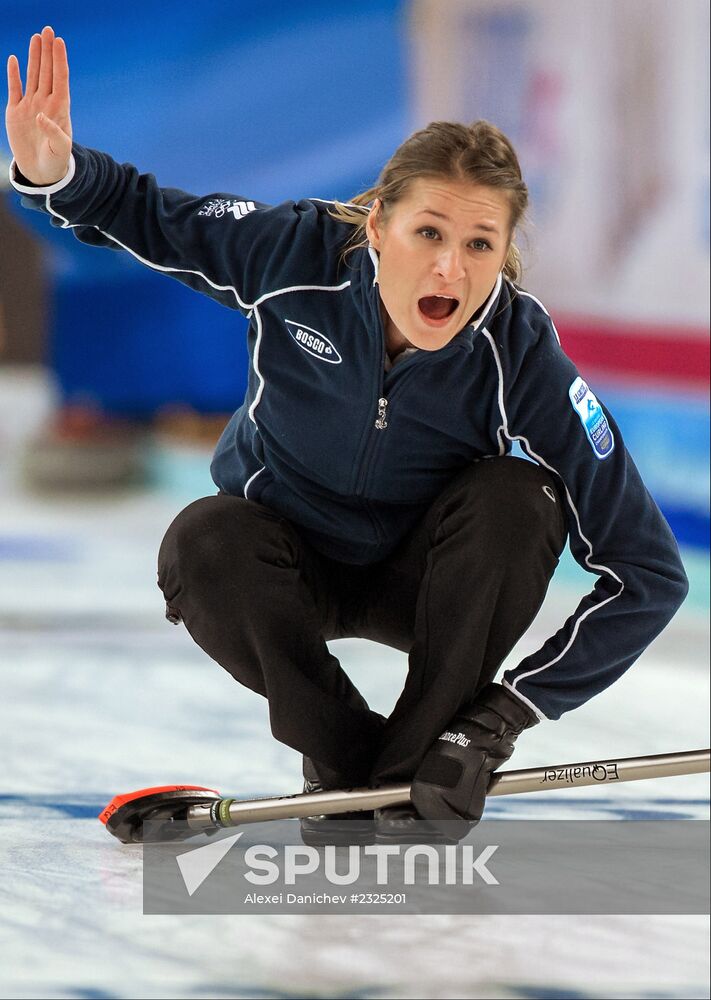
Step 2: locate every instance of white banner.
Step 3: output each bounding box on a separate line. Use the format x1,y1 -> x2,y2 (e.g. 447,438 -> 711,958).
409,0 -> 710,325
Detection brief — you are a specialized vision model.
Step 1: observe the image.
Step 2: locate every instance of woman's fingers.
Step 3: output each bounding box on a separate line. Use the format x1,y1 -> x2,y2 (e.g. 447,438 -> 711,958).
6,54 -> 23,106
6,27 -> 71,184
25,33 -> 40,96
14,27 -> 64,105
37,25 -> 54,97
52,36 -> 69,103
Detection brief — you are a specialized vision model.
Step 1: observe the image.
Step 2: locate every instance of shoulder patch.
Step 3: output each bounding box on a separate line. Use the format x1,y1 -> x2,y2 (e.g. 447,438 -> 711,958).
568,377 -> 615,459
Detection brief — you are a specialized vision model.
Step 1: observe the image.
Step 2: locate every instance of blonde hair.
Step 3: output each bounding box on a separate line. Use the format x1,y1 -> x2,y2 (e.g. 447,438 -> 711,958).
329,120 -> 528,282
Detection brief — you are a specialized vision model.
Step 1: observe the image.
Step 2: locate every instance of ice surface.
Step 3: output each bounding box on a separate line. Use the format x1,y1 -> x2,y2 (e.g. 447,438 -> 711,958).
1,370 -> 709,999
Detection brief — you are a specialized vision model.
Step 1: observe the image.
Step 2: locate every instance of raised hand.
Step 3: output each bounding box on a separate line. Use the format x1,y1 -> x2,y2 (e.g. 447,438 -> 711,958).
6,25 -> 73,186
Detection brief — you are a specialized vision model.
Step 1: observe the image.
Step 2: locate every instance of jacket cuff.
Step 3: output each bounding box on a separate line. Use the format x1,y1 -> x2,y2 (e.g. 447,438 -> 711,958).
9,154 -> 76,195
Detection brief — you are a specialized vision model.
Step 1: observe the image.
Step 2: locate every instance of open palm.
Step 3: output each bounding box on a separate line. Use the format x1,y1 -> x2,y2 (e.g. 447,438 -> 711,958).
6,25 -> 72,186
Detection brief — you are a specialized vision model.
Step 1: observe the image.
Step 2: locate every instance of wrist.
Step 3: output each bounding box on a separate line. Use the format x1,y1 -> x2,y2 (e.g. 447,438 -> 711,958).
10,154 -> 76,196
14,161 -> 69,187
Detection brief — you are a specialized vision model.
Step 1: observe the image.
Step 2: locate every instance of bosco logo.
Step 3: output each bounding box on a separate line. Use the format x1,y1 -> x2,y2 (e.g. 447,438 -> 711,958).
285,320 -> 342,365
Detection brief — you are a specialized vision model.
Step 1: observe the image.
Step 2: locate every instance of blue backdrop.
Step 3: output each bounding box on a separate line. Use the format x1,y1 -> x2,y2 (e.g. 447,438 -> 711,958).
2,0 -> 408,413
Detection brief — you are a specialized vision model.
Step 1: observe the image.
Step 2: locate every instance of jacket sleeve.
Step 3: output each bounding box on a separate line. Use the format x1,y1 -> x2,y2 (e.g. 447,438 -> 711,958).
488,318 -> 689,721
9,143 -> 305,316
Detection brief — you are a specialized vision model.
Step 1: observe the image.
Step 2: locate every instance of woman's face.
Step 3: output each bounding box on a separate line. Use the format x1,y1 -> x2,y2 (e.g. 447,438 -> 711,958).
365,176 -> 512,351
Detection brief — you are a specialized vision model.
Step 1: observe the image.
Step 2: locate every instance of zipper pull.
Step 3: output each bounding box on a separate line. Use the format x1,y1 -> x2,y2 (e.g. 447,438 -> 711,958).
375,397 -> 388,430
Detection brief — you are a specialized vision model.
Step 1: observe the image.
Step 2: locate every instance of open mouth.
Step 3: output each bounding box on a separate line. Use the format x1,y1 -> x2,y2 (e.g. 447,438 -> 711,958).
417,294 -> 459,324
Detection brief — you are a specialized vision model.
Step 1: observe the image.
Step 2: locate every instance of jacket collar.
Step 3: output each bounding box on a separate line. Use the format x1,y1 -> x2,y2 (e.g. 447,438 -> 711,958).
470,271 -> 503,331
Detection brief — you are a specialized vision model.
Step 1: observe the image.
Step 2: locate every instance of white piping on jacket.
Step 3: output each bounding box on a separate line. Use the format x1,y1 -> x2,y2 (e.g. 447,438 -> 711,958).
243,280 -> 352,498
243,466 -> 266,497
10,154 -> 77,195
41,198 -> 256,313
253,280 -> 350,309
367,244 -> 380,286
480,326 -> 625,719
15,162 -> 358,502
470,272 -> 503,331
509,282 -> 562,344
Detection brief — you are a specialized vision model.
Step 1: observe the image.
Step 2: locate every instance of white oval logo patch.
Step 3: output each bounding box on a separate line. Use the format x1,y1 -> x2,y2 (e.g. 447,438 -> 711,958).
285,320 -> 342,365
568,376 -> 615,459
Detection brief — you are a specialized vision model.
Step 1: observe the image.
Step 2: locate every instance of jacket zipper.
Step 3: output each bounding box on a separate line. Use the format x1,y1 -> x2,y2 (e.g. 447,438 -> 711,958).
354,331 -> 388,494
375,397 -> 388,429
354,349 -> 435,494
355,391 -> 387,493
352,328 -> 468,497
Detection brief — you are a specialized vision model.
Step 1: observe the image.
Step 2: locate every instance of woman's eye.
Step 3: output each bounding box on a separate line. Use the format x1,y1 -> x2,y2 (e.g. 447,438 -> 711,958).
470,239 -> 492,251
418,227 -> 440,240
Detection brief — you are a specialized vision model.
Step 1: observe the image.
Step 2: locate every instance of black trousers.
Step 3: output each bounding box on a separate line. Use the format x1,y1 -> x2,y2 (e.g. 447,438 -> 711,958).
157,457 -> 567,787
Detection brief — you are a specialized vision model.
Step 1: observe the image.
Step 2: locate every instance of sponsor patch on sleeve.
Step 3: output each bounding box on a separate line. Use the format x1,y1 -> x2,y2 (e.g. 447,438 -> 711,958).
568,376 -> 615,459
198,198 -> 256,220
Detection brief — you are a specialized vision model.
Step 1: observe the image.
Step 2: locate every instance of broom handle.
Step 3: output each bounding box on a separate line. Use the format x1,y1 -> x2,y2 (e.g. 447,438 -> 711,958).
186,748 -> 710,831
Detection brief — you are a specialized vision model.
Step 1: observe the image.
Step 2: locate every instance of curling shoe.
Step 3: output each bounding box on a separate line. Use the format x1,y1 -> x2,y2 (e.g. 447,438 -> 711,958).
374,803 -> 466,844
299,758 -> 375,846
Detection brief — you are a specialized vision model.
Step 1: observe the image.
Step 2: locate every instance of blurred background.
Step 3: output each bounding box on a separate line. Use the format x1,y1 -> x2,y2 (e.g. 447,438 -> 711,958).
0,2 -> 708,999
0,0 -> 708,549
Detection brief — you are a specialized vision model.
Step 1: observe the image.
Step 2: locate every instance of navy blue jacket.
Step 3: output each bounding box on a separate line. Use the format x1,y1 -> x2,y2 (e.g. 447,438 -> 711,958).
11,144 -> 689,721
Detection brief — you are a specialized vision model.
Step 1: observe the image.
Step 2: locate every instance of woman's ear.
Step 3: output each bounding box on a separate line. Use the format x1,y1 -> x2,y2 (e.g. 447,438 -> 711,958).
366,198 -> 383,251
